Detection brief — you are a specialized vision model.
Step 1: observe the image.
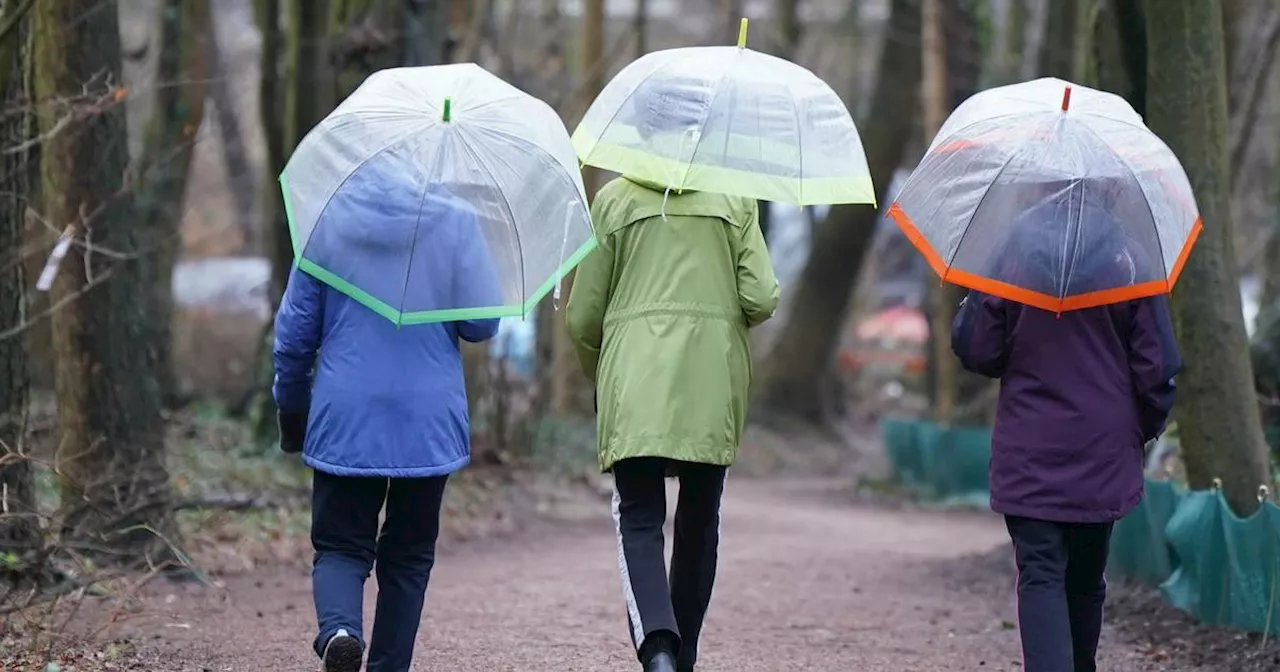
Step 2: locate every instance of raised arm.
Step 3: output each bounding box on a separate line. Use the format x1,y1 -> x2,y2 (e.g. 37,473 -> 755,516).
950,291 -> 1010,379
731,200 -> 780,328
1127,295 -> 1182,442
273,266 -> 325,414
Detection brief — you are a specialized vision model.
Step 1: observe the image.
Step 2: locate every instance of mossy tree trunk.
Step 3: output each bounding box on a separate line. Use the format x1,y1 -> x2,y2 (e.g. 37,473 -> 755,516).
34,0 -> 174,560
1146,0 -> 1271,515
133,0 -> 212,407
753,0 -> 923,423
0,0 -> 36,569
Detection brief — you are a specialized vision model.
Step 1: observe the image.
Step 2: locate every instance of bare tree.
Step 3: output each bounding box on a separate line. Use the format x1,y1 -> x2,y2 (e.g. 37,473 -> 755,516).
0,0 -> 35,567
133,0 -> 213,406
1146,0 -> 1271,515
753,0 -> 923,423
209,20 -> 257,248
34,0 -> 174,558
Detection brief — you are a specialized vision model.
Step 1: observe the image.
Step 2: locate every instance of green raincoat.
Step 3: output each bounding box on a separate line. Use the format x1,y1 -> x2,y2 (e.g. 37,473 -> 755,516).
566,176 -> 780,472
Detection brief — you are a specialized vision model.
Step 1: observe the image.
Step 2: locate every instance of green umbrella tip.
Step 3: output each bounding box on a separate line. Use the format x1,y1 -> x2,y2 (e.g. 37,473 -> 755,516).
443,97 -> 452,122
737,17 -> 749,48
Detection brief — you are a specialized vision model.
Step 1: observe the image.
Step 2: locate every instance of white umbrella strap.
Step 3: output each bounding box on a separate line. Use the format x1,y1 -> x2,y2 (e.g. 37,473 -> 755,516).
661,126 -> 700,221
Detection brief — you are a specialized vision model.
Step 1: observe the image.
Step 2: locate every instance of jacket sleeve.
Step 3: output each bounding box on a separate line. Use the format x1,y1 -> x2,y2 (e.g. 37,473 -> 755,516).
950,291 -> 1009,379
454,208 -> 501,343
565,216 -> 613,385
732,200 -> 780,328
273,266 -> 325,414
1128,295 -> 1182,442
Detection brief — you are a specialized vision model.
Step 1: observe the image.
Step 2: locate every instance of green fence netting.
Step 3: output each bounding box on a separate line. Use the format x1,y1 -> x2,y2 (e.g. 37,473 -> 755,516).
1108,479 -> 1184,586
880,418 -> 990,503
1108,480 -> 1280,637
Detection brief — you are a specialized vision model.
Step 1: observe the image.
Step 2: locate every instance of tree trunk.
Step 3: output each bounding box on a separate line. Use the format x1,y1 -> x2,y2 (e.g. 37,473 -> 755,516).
134,0 -> 212,407
209,22 -> 257,249
34,0 -> 174,559
328,0 -> 398,101
1146,0 -> 1271,515
753,0 -> 923,423
1112,0 -> 1147,115
922,0 -> 956,423
1037,0 -> 1076,79
403,0 -> 448,66
0,0 -> 36,569
545,0 -> 604,417
634,0 -> 647,57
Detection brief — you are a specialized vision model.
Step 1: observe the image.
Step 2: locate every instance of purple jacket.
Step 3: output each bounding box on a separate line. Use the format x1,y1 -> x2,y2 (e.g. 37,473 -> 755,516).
951,292 -> 1181,523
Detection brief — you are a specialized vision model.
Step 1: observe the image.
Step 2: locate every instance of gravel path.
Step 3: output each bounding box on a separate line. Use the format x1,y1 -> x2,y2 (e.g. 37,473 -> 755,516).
127,479 -> 1173,671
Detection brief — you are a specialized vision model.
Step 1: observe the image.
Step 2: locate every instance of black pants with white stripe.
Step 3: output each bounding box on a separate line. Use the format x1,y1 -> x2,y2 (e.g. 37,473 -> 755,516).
612,457 -> 727,668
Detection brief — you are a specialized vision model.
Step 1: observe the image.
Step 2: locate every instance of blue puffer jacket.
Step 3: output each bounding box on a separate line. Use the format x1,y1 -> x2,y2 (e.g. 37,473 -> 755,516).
272,179 -> 500,478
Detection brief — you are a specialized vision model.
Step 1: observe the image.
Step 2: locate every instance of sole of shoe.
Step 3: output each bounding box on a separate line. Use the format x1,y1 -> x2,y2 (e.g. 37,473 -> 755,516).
323,635 -> 363,672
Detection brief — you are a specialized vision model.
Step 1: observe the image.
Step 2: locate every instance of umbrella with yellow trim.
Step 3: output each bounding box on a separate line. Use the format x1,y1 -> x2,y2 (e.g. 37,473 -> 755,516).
571,18 -> 874,207
889,77 -> 1202,313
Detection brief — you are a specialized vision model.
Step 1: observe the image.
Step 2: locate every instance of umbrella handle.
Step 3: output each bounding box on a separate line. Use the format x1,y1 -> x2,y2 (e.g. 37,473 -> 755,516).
552,200 -> 576,310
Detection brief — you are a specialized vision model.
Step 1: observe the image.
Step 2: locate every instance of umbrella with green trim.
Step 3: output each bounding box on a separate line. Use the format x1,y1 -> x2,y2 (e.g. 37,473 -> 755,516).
280,62 -> 594,325
572,18 -> 875,207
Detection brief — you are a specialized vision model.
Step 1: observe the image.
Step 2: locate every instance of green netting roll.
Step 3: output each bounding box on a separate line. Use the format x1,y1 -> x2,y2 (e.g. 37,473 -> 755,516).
880,419 -> 991,502
881,418 -> 926,487
1161,490 -> 1232,626
1108,479 -> 1185,586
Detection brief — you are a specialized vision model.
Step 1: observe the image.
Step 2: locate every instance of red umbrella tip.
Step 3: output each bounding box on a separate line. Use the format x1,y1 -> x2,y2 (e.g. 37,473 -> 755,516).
1061,85 -> 1072,112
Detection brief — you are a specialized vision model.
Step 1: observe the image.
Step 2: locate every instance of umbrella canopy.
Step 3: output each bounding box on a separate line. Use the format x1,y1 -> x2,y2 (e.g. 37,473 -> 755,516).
280,63 -> 594,325
572,19 -> 873,206
888,77 -> 1202,313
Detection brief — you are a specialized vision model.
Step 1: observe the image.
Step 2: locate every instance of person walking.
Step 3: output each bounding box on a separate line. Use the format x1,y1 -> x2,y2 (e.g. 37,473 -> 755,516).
566,174 -> 779,672
273,160 -> 500,672
951,193 -> 1182,672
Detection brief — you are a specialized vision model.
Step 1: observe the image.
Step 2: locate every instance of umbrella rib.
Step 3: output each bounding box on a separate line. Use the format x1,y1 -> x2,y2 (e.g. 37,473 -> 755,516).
676,57 -> 740,189
1076,121 -> 1170,286
942,137 -> 1039,284
453,129 -> 527,307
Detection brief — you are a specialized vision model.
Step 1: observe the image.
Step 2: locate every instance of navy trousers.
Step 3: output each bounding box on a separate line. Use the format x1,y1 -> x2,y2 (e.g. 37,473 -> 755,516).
311,469 -> 448,672
1005,515 -> 1114,672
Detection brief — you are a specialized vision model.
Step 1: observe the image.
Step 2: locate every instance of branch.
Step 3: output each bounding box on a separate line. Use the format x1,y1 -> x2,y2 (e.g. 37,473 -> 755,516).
0,0 -> 34,46
1228,8 -> 1280,182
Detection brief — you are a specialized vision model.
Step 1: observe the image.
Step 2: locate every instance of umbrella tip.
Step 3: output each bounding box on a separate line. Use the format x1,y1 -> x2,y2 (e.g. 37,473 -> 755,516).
1060,85 -> 1072,112
738,17 -> 748,48
443,97 -> 452,122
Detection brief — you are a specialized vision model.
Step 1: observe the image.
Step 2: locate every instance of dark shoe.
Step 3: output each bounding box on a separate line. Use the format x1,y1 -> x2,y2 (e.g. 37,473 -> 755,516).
322,629 -> 363,672
645,651 -> 677,672
677,666 -> 695,672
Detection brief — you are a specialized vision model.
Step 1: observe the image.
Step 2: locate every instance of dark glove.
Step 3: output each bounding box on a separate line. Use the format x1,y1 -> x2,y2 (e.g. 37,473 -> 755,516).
277,410 -> 308,454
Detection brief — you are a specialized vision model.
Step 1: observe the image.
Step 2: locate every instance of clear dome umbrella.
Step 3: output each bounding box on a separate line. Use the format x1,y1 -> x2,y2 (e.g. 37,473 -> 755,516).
889,77 -> 1202,313
572,19 -> 874,207
280,62 -> 594,325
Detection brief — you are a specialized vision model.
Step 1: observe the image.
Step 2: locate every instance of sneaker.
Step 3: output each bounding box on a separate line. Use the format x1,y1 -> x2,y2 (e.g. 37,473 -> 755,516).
322,629 -> 363,672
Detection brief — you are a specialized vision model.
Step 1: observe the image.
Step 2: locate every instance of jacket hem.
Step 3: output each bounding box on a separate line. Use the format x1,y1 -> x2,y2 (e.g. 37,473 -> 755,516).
598,442 -> 736,472
991,489 -> 1142,524
304,453 -> 470,478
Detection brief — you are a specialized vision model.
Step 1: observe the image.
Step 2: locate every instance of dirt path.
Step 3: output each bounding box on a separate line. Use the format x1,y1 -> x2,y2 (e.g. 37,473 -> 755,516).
129,479 -> 1167,671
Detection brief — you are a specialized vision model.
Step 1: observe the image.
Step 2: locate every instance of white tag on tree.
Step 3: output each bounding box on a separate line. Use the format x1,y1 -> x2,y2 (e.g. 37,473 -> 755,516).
35,226 -> 74,293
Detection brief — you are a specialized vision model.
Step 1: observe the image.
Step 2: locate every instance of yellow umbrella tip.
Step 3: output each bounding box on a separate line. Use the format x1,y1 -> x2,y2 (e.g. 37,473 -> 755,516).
738,17 -> 749,48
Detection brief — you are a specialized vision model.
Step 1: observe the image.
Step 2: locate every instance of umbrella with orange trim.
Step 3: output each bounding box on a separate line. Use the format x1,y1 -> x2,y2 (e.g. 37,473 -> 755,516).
888,77 -> 1202,313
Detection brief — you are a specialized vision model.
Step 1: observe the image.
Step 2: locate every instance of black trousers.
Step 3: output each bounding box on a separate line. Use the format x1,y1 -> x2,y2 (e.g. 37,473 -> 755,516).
311,470 -> 448,672
1005,515 -> 1114,672
612,457 -> 727,668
